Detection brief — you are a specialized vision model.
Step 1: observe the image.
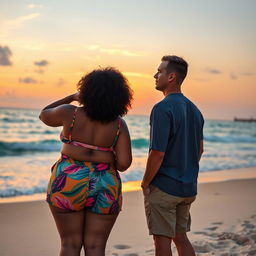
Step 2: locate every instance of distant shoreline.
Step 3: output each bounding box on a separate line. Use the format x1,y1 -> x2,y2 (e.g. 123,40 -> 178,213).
0,106 -> 150,118
234,117 -> 256,122
1,106 -> 244,121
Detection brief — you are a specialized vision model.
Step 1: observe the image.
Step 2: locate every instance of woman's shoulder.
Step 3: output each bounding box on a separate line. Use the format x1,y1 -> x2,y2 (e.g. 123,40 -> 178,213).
49,104 -> 77,115
39,104 -> 77,127
61,104 -> 77,111
58,104 -> 78,120
117,117 -> 129,132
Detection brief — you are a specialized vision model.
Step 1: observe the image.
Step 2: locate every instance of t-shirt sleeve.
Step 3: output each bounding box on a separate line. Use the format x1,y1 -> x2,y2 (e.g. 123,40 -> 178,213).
150,104 -> 171,152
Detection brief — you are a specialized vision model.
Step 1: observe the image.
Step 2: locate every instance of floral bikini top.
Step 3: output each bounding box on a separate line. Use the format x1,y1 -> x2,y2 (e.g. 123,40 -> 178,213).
60,107 -> 121,152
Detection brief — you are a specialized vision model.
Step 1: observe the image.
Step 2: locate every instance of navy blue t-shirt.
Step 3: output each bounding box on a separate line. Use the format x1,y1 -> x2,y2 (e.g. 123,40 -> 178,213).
150,93 -> 204,197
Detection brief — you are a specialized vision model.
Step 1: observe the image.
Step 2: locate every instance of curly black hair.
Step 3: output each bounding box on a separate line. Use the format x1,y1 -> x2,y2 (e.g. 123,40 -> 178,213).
77,67 -> 133,123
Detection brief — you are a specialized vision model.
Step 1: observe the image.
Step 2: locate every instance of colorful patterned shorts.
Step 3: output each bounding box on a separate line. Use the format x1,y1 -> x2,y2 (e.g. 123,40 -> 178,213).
46,154 -> 122,214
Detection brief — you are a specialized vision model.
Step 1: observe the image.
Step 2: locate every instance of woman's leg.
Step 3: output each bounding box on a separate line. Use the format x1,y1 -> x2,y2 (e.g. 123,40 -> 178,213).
83,211 -> 119,256
49,205 -> 84,256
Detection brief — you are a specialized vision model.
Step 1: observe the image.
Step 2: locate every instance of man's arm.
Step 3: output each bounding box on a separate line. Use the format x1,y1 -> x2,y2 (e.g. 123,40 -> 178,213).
141,149 -> 165,195
142,103 -> 170,195
199,140 -> 204,161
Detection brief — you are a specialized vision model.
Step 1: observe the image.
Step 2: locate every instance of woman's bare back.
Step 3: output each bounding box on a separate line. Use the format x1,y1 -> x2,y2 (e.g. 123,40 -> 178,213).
61,107 -> 121,163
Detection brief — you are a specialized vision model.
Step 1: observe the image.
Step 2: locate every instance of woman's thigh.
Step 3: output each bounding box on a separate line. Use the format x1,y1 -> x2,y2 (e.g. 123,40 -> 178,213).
49,205 -> 85,242
84,211 -> 118,246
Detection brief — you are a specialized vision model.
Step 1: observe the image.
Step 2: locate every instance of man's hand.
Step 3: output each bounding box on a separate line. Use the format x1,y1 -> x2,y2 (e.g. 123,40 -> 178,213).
141,149 -> 165,197
141,183 -> 150,196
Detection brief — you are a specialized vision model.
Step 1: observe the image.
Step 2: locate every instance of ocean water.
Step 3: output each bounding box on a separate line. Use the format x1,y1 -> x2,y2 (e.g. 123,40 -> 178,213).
0,107 -> 256,198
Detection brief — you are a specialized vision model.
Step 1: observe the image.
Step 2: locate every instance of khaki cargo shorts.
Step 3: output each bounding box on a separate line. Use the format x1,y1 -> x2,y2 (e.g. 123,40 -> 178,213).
144,184 -> 196,238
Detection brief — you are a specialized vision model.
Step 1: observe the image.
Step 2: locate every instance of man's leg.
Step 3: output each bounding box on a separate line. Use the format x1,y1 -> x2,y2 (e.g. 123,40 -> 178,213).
174,196 -> 196,256
144,186 -> 179,256
173,232 -> 195,256
153,234 -> 172,256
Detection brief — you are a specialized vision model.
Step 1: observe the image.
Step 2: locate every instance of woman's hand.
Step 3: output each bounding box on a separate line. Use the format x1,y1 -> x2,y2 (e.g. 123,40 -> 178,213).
41,93 -> 79,111
72,92 -> 80,102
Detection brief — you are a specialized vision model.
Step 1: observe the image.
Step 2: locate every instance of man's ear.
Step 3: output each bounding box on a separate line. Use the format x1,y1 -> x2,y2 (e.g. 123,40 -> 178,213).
168,72 -> 176,83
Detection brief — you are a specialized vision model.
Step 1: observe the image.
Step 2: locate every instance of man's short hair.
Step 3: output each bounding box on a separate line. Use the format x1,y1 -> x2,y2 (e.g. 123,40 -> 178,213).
161,55 -> 188,85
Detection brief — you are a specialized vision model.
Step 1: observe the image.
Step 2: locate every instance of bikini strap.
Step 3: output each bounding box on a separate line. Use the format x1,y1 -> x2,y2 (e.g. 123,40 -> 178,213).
111,118 -> 122,148
68,107 -> 78,141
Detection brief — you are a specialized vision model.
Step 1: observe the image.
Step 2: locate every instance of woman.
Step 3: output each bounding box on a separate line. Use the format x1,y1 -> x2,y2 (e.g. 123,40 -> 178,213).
39,67 -> 133,256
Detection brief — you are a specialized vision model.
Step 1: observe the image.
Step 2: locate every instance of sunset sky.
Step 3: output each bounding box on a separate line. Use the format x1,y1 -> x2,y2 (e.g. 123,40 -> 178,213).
0,0 -> 255,119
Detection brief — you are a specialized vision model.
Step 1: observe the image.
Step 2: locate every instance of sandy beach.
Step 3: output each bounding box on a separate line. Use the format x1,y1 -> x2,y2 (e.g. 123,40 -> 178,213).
0,168 -> 256,256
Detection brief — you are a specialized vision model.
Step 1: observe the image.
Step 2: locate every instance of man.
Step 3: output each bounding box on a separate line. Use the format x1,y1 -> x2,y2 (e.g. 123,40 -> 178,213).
141,55 -> 204,256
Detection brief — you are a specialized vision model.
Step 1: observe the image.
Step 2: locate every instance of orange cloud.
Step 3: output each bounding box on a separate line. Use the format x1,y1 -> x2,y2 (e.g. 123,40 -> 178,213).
87,45 -> 145,57
0,13 -> 41,37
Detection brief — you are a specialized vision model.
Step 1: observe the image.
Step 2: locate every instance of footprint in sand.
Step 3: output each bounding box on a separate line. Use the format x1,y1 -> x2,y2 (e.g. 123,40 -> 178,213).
249,233 -> 256,242
212,222 -> 223,225
218,232 -> 250,245
192,241 -> 214,253
242,223 -> 255,229
145,248 -> 154,255
113,244 -> 131,250
211,240 -> 232,249
205,226 -> 218,231
193,231 -> 209,235
248,248 -> 256,256
193,231 -> 219,238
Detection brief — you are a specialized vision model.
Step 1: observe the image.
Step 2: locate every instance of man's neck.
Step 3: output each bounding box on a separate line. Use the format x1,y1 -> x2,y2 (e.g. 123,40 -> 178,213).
163,88 -> 182,97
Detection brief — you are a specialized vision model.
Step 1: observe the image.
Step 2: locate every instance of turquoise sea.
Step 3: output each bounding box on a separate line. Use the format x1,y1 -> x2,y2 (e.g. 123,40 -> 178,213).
0,107 -> 256,198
